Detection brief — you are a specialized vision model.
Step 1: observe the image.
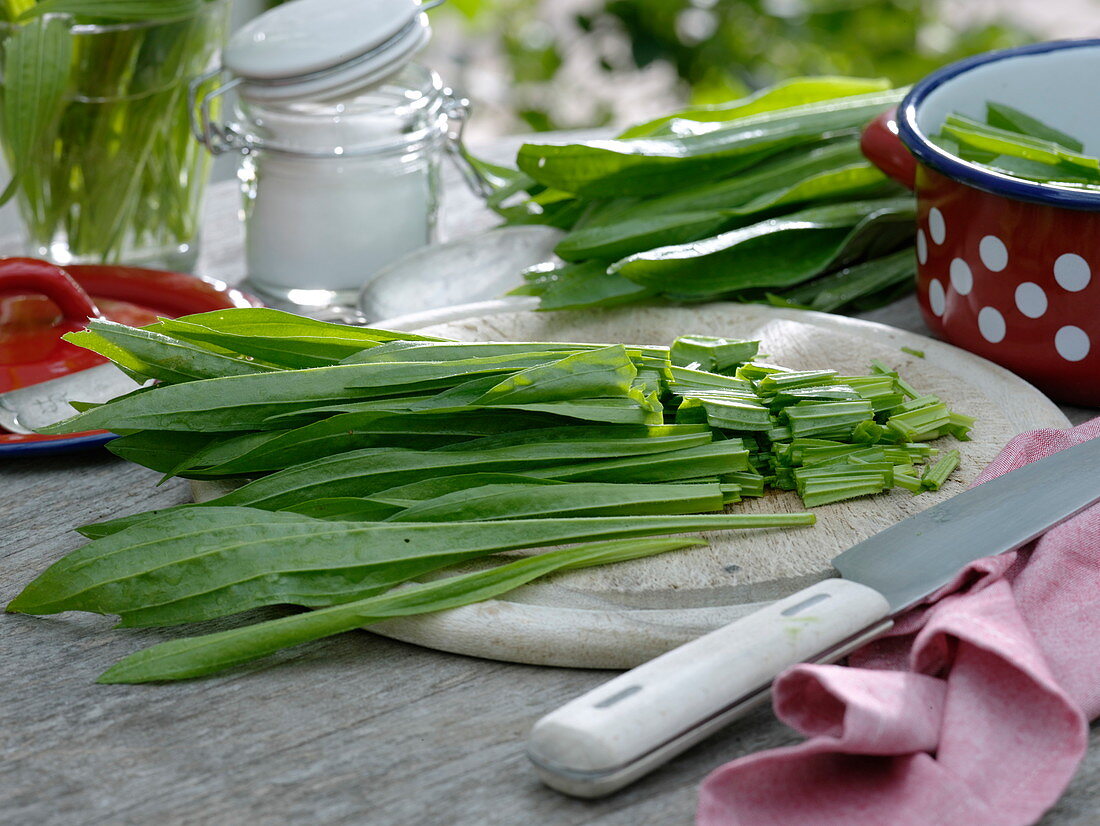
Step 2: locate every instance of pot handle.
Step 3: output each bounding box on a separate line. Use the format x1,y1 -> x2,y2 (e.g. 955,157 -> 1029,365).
861,107 -> 917,191
0,257 -> 102,322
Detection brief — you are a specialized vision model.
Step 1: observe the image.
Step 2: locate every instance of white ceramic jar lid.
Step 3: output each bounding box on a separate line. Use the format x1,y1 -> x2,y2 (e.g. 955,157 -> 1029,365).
225,0 -> 433,102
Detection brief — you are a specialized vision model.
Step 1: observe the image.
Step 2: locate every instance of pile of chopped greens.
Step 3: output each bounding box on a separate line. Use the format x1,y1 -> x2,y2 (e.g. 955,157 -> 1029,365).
476,77 -> 918,313
931,101 -> 1100,191
9,308 -> 972,683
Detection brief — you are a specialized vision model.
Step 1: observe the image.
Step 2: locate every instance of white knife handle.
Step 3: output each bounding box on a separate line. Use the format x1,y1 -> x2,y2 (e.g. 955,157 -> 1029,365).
527,578 -> 892,798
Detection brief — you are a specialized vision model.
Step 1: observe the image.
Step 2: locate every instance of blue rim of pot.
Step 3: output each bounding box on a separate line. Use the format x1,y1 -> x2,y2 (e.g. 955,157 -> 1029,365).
897,38 -> 1100,211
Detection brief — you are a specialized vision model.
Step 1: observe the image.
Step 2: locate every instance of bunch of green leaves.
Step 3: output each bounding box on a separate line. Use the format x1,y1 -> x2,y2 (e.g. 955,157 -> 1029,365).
10,308 -> 973,683
930,101 -> 1100,191
488,79 -> 918,312
0,0 -> 226,263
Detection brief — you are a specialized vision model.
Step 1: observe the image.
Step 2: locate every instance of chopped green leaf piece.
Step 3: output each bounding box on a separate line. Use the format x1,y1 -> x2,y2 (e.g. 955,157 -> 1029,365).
868,359 -> 920,399
766,385 -> 864,409
782,400 -> 874,437
794,462 -> 893,506
668,365 -> 754,394
930,103 -> 1100,190
737,361 -> 792,382
940,113 -> 1100,177
946,411 -> 976,441
851,420 -> 886,444
670,336 -> 760,372
892,469 -> 924,494
677,391 -> 773,431
885,401 -> 951,442
721,471 -> 766,498
986,102 -> 1084,152
756,370 -> 840,395
921,449 -> 961,491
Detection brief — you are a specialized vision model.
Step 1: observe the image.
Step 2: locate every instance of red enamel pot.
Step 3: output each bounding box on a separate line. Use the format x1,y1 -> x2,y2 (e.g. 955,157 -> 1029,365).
862,39 -> 1100,407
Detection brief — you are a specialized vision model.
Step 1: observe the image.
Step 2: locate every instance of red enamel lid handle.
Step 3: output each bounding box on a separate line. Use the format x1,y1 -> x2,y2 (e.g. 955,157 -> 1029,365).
861,107 -> 917,191
0,257 -> 102,322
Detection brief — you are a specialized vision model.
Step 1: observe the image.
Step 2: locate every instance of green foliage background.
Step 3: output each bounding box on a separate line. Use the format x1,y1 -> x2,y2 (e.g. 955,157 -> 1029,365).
432,0 -> 1029,131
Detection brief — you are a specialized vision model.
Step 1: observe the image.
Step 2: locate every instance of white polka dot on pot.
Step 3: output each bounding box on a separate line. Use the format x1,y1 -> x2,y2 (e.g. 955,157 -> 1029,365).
949,258 -> 972,295
1055,326 -> 1090,362
916,230 -> 928,265
928,278 -> 945,316
978,306 -> 1006,343
1054,253 -> 1091,291
979,235 -> 1008,272
1014,282 -> 1047,318
928,208 -> 946,245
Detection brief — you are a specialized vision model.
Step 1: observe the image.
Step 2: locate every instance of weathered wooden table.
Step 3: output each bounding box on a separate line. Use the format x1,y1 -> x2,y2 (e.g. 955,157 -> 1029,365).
3,143 -> 1098,826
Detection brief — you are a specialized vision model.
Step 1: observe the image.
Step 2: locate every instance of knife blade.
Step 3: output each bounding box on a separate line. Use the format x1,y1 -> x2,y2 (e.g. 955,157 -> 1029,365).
527,434 -> 1100,798
0,363 -> 141,435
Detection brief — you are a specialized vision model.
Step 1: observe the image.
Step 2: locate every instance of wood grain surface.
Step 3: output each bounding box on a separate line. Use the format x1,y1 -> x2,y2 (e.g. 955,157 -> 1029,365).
3,148 -> 1098,826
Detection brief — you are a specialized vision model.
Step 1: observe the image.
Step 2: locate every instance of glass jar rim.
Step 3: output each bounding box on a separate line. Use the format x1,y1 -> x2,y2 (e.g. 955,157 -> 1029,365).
229,64 -> 451,159
240,63 -> 442,115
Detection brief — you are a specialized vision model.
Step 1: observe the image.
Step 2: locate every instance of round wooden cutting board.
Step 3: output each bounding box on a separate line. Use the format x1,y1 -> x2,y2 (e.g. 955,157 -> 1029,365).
196,303 -> 1070,668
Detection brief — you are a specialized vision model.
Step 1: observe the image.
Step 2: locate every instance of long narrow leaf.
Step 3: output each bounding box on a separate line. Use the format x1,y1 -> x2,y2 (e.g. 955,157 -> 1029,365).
475,345 -> 636,405
611,197 -> 915,299
65,321 -> 275,383
95,536 -> 707,683
341,341 -> 579,364
164,411 -> 574,478
516,90 -> 904,197
8,507 -> 814,618
985,101 -> 1083,151
772,247 -> 916,312
579,140 -> 866,227
555,156 -> 891,263
38,352 -> 589,434
530,439 -> 750,482
387,481 -> 726,522
510,261 -> 655,311
20,0 -> 202,22
1,16 -> 72,206
85,430 -> 722,540
145,308 -> 443,368
555,212 -> 730,262
203,431 -> 715,510
619,76 -> 892,138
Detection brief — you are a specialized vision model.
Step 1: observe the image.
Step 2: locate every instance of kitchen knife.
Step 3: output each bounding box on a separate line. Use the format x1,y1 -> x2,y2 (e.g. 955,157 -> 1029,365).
0,363 -> 141,435
527,434 -> 1100,798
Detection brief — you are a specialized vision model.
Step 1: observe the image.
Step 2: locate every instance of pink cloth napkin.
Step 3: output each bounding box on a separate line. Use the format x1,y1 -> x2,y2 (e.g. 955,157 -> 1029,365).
698,418 -> 1100,826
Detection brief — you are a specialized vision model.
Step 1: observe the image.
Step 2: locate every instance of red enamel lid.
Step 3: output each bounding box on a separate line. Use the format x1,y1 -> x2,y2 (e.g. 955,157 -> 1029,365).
0,257 -> 260,451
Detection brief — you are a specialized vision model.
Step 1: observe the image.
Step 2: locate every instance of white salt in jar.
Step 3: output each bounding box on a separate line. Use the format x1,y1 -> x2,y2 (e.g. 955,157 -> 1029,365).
191,0 -> 479,311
